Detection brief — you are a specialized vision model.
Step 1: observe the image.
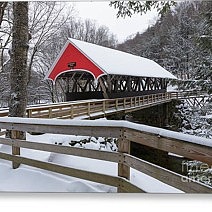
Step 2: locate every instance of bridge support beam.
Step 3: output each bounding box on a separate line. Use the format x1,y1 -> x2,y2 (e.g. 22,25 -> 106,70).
128,100 -> 181,130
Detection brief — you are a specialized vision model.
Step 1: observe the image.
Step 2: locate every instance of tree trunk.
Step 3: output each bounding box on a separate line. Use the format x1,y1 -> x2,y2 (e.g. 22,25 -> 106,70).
8,2 -> 29,169
9,2 -> 29,118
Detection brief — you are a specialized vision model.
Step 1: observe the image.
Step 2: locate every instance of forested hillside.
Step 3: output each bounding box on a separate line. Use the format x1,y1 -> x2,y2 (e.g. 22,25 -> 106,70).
117,1 -> 211,93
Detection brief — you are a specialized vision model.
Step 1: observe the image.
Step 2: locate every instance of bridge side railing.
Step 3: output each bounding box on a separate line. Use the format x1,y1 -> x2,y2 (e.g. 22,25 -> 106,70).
27,92 -> 173,119
0,117 -> 211,193
0,91 -> 210,119
0,92 -> 173,119
170,90 -> 210,99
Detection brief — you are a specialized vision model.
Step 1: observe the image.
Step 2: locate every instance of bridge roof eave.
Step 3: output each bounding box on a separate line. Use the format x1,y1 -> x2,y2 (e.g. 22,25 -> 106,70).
45,38 -> 178,82
67,38 -> 177,80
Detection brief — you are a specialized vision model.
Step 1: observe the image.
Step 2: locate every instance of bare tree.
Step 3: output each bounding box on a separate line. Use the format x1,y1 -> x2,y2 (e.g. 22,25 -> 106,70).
27,2 -> 74,85
61,18 -> 117,47
0,2 -> 75,106
0,2 -> 12,72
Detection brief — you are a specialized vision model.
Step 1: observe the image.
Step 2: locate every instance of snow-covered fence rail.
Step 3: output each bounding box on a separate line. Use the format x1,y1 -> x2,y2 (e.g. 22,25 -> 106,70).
0,117 -> 211,193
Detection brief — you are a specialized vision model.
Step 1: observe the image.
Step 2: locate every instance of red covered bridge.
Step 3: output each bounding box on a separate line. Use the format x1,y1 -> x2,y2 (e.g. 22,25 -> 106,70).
45,38 -> 177,101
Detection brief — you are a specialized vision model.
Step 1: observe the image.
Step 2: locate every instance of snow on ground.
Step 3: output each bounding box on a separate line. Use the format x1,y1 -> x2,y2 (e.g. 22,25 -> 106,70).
0,132 -> 183,193
167,84 -> 178,92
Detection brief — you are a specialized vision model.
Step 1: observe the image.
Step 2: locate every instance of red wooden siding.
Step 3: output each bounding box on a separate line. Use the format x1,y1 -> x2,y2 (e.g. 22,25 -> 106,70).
48,43 -> 105,81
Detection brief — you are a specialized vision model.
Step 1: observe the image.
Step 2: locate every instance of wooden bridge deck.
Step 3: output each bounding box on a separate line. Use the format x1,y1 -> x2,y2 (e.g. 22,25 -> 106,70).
0,92 -> 175,120
0,91 -> 210,120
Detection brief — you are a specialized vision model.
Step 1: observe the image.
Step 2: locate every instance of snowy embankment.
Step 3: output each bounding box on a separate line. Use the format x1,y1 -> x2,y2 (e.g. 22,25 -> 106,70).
0,130 -> 183,193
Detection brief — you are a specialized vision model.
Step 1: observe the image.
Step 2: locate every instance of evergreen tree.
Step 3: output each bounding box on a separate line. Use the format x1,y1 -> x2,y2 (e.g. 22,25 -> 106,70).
109,1 -> 176,18
117,1 -> 211,93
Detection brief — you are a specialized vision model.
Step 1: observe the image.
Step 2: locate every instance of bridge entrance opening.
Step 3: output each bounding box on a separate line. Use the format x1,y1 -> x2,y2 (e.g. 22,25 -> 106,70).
57,70 -> 104,101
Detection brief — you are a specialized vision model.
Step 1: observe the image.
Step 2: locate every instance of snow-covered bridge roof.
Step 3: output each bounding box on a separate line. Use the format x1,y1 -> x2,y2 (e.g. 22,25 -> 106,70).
45,38 -> 177,81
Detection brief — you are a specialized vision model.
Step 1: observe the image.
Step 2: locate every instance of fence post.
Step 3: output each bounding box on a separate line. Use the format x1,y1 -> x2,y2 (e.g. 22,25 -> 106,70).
27,109 -> 32,118
130,98 -> 133,107
48,107 -> 52,118
115,99 -> 119,110
87,102 -> 91,117
102,100 -> 106,114
70,105 -> 74,119
118,128 -> 130,192
11,130 -> 22,169
123,98 -> 126,108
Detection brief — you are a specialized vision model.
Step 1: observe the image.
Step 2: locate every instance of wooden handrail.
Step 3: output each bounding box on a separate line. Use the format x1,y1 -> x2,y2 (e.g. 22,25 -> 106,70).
0,117 -> 211,193
0,91 -> 210,119
0,92 -> 175,119
124,128 -> 212,166
0,137 -> 121,163
124,154 -> 212,193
